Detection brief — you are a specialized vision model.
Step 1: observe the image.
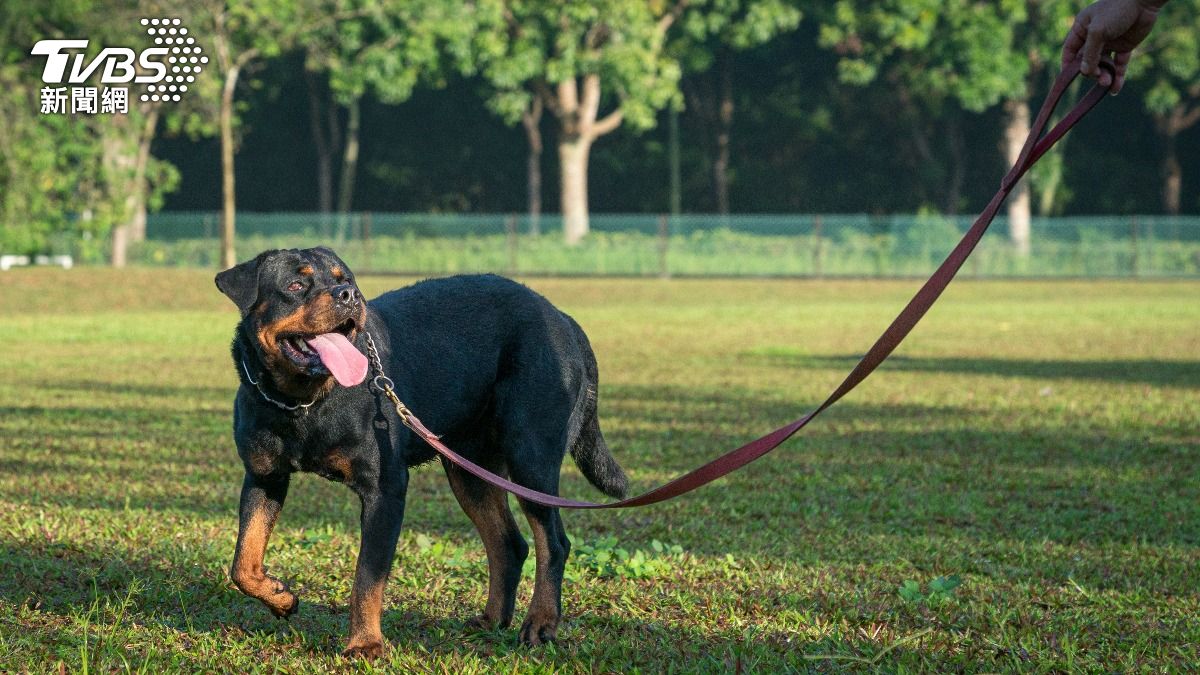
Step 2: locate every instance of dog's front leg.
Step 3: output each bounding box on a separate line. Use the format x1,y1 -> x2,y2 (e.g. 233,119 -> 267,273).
342,478 -> 407,659
230,472 -> 298,618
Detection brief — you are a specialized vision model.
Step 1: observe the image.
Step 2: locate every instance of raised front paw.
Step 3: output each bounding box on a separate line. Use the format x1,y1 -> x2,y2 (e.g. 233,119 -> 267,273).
232,571 -> 299,619
518,614 -> 559,647
342,639 -> 386,660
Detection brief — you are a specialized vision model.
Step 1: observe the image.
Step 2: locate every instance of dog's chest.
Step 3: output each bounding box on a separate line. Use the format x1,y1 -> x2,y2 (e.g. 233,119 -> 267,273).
241,410 -> 371,483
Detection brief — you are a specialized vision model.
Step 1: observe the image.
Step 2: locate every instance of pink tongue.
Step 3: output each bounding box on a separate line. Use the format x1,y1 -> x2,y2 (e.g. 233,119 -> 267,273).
304,333 -> 368,387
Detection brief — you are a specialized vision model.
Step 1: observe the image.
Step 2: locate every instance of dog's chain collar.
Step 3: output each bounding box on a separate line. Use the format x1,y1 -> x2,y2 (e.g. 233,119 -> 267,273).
239,330 -> 416,422
363,330 -> 416,427
240,359 -> 319,413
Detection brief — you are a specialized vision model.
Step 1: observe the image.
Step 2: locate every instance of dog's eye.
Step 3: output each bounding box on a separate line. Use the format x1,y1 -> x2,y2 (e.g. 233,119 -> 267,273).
287,281 -> 304,292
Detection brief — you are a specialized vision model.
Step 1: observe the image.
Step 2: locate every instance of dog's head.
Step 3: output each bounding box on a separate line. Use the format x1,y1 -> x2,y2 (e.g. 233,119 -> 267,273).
216,247 -> 369,395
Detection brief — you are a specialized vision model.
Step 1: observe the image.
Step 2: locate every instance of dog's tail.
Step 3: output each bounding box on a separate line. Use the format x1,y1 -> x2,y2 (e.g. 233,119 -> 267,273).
564,318 -> 629,500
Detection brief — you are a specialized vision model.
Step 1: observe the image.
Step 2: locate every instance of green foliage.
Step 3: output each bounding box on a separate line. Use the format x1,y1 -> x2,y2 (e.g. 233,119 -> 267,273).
1128,0 -> 1200,120
0,1 -> 178,254
816,0 -> 1073,111
561,536 -> 687,580
899,575 -> 962,606
301,0 -> 465,105
465,0 -> 677,129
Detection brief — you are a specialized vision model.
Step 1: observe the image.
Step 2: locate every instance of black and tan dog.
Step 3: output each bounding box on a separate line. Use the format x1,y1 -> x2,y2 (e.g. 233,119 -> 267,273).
215,247 -> 627,657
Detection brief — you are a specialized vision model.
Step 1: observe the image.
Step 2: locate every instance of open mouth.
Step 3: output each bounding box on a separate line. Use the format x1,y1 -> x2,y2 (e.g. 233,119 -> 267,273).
276,318 -> 368,386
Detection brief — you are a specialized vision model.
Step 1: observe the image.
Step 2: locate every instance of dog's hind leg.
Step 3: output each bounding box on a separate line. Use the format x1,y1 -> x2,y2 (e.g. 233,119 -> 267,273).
514,497 -> 570,646
230,472 -> 298,618
444,460 -> 528,629
502,428 -> 571,646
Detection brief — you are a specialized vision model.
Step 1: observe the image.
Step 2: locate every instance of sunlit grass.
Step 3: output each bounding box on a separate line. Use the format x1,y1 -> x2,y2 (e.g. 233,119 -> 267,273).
1,269 -> 1198,671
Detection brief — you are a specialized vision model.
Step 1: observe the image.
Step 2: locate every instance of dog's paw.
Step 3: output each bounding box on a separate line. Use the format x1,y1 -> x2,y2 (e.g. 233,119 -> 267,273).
465,612 -> 511,631
518,616 -> 558,647
341,640 -> 386,660
267,591 -> 299,619
262,578 -> 299,618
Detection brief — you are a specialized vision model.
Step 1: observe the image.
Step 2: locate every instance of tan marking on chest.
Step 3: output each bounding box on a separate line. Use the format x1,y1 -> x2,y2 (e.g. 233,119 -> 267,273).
324,447 -> 354,481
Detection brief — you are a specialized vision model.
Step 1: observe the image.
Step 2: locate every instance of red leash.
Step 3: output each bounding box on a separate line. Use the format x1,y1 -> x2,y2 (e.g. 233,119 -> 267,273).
385,60 -> 1114,509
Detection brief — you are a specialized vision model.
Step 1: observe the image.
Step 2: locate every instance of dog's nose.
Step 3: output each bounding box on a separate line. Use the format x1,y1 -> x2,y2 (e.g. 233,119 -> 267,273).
332,284 -> 357,306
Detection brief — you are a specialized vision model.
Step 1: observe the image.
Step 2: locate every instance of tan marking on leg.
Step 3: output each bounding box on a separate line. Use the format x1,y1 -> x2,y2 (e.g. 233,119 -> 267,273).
519,507 -> 562,645
231,509 -> 296,617
343,577 -> 386,659
446,467 -> 524,628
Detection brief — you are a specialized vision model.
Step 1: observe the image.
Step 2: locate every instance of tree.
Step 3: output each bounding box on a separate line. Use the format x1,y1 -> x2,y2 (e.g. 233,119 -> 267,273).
300,0 -> 466,218
469,1 -> 686,244
1130,0 -> 1200,214
0,0 -> 177,264
204,0 -> 364,268
819,0 -> 1076,253
672,0 -> 802,214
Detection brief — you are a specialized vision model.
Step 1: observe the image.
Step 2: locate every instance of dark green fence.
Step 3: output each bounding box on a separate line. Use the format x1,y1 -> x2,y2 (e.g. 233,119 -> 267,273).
120,212 -> 1200,277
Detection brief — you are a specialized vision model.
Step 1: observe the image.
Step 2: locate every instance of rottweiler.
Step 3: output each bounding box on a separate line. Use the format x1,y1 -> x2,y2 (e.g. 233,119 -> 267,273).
215,247 -> 628,657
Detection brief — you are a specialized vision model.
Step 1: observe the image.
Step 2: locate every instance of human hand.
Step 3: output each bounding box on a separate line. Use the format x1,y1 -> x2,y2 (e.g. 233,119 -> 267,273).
1062,0 -> 1167,93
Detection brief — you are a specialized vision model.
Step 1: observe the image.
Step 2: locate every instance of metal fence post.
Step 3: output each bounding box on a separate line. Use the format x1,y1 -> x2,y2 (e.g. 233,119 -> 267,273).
657,214 -> 670,279
506,213 -> 518,276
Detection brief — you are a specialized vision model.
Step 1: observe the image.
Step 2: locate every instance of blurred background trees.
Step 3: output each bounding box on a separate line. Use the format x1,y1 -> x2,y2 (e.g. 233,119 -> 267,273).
1,0 -> 1198,262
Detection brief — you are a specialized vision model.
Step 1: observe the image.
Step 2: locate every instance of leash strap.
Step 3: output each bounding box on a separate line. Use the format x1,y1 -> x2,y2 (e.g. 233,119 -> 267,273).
390,60 -> 1113,509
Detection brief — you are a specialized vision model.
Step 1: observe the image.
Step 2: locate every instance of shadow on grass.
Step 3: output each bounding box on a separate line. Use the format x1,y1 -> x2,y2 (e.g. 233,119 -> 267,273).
30,378 -> 235,400
4,379 -> 1197,560
0,541 -> 984,670
741,352 -> 1200,389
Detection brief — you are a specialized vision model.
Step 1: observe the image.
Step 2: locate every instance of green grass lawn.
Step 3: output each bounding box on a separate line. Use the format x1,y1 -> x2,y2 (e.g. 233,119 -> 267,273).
1,269 -> 1198,672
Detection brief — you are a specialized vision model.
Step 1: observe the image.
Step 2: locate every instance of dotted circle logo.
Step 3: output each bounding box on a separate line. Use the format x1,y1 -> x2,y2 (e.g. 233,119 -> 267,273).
138,17 -> 205,103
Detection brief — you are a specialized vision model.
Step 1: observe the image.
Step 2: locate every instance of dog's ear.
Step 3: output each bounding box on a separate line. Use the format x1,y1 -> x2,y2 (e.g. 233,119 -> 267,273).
215,254 -> 266,314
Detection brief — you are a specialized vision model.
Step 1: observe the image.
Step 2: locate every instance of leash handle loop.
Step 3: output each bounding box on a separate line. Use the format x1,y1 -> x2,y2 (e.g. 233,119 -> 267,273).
388,60 -> 1114,510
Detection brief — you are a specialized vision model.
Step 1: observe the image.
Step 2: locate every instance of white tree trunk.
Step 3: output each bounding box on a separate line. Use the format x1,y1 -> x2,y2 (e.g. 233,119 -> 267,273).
559,137 -> 591,246
1003,98 -> 1032,257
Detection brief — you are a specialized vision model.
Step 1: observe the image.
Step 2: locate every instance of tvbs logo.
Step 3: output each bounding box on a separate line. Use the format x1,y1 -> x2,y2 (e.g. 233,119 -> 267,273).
33,17 -> 205,114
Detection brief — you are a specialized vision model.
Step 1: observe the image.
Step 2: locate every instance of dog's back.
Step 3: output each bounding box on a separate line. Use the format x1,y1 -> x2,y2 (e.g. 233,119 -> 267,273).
369,274 -> 627,498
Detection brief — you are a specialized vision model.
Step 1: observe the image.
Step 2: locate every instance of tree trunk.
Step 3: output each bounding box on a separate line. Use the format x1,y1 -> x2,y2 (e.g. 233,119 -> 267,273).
546,74 -> 622,245
109,106 -> 159,267
220,64 -> 241,269
668,106 -> 681,215
337,96 -> 361,214
1161,129 -> 1181,215
306,71 -> 334,213
943,114 -> 965,215
559,136 -> 591,246
713,54 -> 733,216
522,97 -> 543,235
1003,97 -> 1032,257
129,107 -> 159,243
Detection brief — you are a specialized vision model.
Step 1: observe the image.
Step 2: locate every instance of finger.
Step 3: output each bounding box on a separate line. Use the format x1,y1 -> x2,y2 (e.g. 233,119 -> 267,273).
1062,19 -> 1088,68
1079,21 -> 1106,76
1111,50 -> 1132,93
